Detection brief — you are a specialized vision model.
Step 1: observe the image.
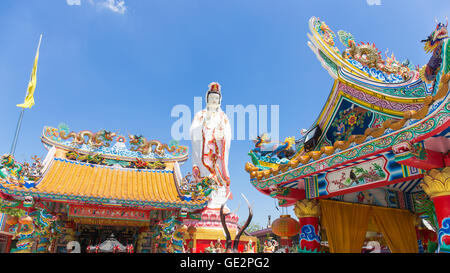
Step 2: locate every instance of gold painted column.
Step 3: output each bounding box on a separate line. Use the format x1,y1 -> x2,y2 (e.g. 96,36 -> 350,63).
421,167 -> 450,253
294,199 -> 321,252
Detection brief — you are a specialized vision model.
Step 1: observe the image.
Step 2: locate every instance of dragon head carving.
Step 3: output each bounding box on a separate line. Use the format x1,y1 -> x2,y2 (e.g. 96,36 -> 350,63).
422,18 -> 449,53
128,134 -> 144,145
100,130 -> 116,141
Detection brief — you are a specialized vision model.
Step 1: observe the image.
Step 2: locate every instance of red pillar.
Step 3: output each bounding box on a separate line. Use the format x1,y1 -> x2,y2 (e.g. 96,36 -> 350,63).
294,200 -> 321,253
431,195 -> 450,252
298,216 -> 321,252
422,167 -> 450,253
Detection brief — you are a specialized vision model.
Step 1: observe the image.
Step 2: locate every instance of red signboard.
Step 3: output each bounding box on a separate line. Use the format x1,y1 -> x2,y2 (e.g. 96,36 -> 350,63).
68,205 -> 151,222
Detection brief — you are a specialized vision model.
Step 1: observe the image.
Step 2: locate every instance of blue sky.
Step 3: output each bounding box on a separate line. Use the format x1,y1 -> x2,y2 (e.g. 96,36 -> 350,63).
0,0 -> 448,227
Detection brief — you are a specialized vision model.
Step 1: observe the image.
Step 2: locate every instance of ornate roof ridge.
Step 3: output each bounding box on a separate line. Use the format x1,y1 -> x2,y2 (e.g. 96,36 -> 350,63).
41,125 -> 189,162
307,16 -> 422,86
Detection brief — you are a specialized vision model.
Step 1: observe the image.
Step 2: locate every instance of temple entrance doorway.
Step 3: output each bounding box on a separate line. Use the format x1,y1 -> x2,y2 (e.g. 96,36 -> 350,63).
76,224 -> 139,253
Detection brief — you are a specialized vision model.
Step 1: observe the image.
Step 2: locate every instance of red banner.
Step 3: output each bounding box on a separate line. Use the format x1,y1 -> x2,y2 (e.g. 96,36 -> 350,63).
68,205 -> 151,222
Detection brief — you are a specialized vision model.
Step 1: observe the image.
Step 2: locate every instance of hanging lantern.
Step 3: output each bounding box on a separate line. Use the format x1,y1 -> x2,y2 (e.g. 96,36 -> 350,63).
6,215 -> 18,226
271,215 -> 300,238
19,215 -> 33,225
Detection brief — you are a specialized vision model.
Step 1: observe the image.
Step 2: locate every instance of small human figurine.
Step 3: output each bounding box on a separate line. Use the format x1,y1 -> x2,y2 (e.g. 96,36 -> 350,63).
263,240 -> 276,253
244,239 -> 254,253
214,239 -> 224,253
204,241 -> 216,253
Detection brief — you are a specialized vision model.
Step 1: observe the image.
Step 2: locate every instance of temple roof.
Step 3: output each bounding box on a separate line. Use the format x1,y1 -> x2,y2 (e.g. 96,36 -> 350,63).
0,158 -> 206,210
245,17 -> 450,195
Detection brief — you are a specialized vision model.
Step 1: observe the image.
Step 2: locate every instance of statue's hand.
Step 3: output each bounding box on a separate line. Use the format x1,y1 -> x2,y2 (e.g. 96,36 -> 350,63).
205,111 -> 212,121
216,130 -> 224,139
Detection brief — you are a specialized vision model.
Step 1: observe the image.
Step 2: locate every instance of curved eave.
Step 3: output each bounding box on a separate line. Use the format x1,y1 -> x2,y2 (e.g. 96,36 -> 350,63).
289,76 -> 425,160
247,72 -> 450,188
0,184 -> 207,210
0,158 -> 207,210
250,16 -> 439,180
307,16 -> 427,99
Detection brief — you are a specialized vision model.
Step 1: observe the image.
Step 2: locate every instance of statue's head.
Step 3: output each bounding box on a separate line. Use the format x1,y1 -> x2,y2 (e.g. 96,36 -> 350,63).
206,82 -> 222,111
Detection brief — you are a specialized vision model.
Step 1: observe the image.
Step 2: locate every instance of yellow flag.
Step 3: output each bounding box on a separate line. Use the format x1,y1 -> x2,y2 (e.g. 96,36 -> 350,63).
17,34 -> 42,109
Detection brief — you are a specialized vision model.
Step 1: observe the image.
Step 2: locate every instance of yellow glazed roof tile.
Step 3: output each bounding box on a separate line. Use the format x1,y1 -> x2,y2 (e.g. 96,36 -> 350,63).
0,158 -> 203,207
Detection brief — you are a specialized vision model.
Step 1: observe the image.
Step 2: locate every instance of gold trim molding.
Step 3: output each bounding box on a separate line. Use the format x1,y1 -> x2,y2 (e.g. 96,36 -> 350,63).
294,199 -> 321,218
421,167 -> 450,198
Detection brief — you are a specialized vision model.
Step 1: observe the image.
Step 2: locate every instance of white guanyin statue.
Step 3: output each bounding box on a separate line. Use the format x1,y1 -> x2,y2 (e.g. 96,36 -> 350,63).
190,82 -> 232,209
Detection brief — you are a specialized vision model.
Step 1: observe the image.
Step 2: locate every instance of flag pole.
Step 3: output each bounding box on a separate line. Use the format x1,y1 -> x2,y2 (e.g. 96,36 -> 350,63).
10,34 -> 43,156
10,108 -> 25,155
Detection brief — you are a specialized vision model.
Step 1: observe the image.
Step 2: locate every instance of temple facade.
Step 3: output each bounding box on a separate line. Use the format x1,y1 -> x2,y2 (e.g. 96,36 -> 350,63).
0,122 -> 254,253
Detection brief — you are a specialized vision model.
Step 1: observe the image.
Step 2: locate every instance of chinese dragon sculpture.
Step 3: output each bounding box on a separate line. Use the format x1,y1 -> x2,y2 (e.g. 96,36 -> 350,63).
171,227 -> 186,253
128,134 -> 180,156
420,18 -> 449,86
66,151 -> 104,164
60,129 -> 116,147
32,209 -> 59,253
154,214 -> 183,253
180,165 -> 217,201
251,134 -> 295,159
2,195 -> 60,253
248,134 -> 295,171
132,158 -> 166,170
0,154 -> 24,182
338,30 -> 411,80
10,221 -> 35,253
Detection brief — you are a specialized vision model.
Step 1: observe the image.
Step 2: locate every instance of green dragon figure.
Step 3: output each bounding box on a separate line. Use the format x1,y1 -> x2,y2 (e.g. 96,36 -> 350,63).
0,154 -> 24,182
77,153 -> 104,164
132,158 -> 166,170
180,166 -> 218,201
154,214 -> 183,253
2,195 -> 59,253
10,218 -> 36,253
194,177 -> 216,200
171,228 -> 186,253
420,19 -> 449,85
32,209 -> 58,253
